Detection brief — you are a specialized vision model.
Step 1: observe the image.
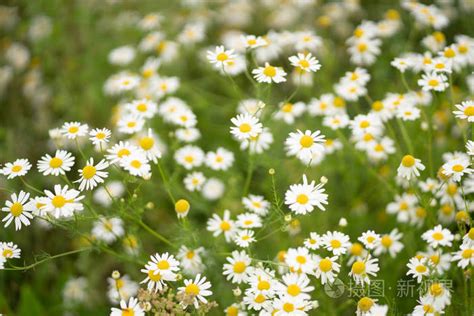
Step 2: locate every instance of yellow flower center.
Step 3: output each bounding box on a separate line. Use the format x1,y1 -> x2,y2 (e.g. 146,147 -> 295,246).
52,195 -> 66,208
319,258 -> 333,272
148,270 -> 161,282
282,103 -> 293,113
68,126 -> 79,134
130,160 -> 141,168
429,283 -> 443,297
432,232 -> 443,241
351,243 -> 363,256
357,297 -> 374,312
136,103 -> 147,112
357,43 -> 367,52
121,308 -> 134,316
428,79 -> 439,87
239,123 -> 251,133
462,249 -> 473,259
226,306 -> 238,316
117,148 -> 130,158
463,106 -> 474,116
82,165 -> 96,179
185,283 -> 200,296
139,137 -> 154,150
359,120 -> 370,128
2,249 -> 13,258
331,239 -> 341,249
372,101 -> 383,111
283,303 -> 295,312
127,121 -> 136,128
11,165 -> 22,172
254,294 -> 266,303
258,280 -> 270,291
296,194 -> 309,205
298,59 -> 310,68
220,221 -> 231,231
444,48 -> 456,58
175,199 -> 190,214
296,255 -> 307,264
287,284 -> 301,296
423,305 -> 434,313
157,260 -> 170,270
216,53 -> 228,62
381,236 -> 392,247
49,157 -> 63,168
352,261 -> 366,275
416,265 -> 427,273
186,251 -> 195,259
263,66 -> 276,77
233,261 -> 246,273
401,155 -> 415,167
299,135 -> 314,148
10,202 -> 23,217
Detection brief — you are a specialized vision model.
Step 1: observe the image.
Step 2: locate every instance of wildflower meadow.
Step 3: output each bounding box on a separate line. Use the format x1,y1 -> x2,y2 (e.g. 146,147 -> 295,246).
1,0 -> 474,315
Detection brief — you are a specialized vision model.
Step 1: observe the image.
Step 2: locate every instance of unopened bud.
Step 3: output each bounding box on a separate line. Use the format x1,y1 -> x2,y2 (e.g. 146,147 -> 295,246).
111,270 -> 121,279
146,202 -> 154,209
269,168 -> 275,175
284,214 -> 292,222
233,287 -> 242,297
320,176 -> 328,184
339,217 -> 348,227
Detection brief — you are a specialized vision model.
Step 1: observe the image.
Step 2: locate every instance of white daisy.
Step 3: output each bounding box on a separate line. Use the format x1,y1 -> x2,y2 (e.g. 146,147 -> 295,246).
89,128 -> 111,147
289,52 -> 321,72
37,150 -> 75,176
205,147 -> 234,171
234,229 -> 256,248
223,250 -> 253,284
2,191 -> 34,230
75,158 -> 109,191
315,256 -> 340,285
349,255 -> 379,285
442,157 -> 473,182
321,231 -> 351,256
178,274 -> 213,308
61,121 -> 88,139
183,171 -> 206,192
422,225 -> 454,248
110,297 -> 144,316
91,217 -> 124,244
252,62 -> 287,83
230,113 -> 263,140
397,155 -> 425,180
38,184 -> 84,218
284,174 -> 328,214
207,210 -> 237,242
0,158 -> 32,179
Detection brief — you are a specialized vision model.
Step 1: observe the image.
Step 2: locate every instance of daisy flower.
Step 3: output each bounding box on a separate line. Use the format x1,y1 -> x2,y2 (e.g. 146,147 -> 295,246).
304,232 -> 322,250
237,213 -> 262,229
397,155 -> 425,180
178,274 -> 213,308
358,230 -> 381,250
453,100 -> 474,122
278,272 -> 314,300
38,184 -> 84,218
239,127 -> 274,154
183,171 -> 206,192
289,52 -> 321,72
426,282 -> 451,310
0,242 -> 21,260
285,247 -> 316,274
272,296 -> 308,316
106,141 -> 138,164
407,257 -> 430,283
285,129 -> 325,161
0,158 -> 32,179
89,128 -> 111,146
61,121 -> 88,139
242,194 -> 270,216
135,128 -> 163,163
252,63 -> 287,83
466,140 -> 474,156
230,113 -> 263,140
110,297 -> 144,316
174,145 -> 204,170
284,174 -> 328,215
205,147 -> 234,171
315,256 -> 340,285
120,151 -> 151,178
349,255 -> 379,285
442,157 -> 473,182
234,229 -> 256,248
2,191 -> 34,230
223,250 -> 253,284
127,98 -> 157,119
243,290 -> 271,312
373,229 -> 404,257
422,225 -> 454,248
418,72 -> 448,91
117,114 -> 145,134
321,231 -> 351,256
91,217 -> 124,244
242,35 -> 266,49
107,274 -> 138,304
207,45 -> 236,68
274,101 -> 306,125
75,158 -> 109,191
412,295 -> 442,316
177,246 -> 205,275
140,252 -> 180,292
247,267 -> 277,296
451,244 -> 474,269
207,210 -> 237,242
37,150 -> 75,176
